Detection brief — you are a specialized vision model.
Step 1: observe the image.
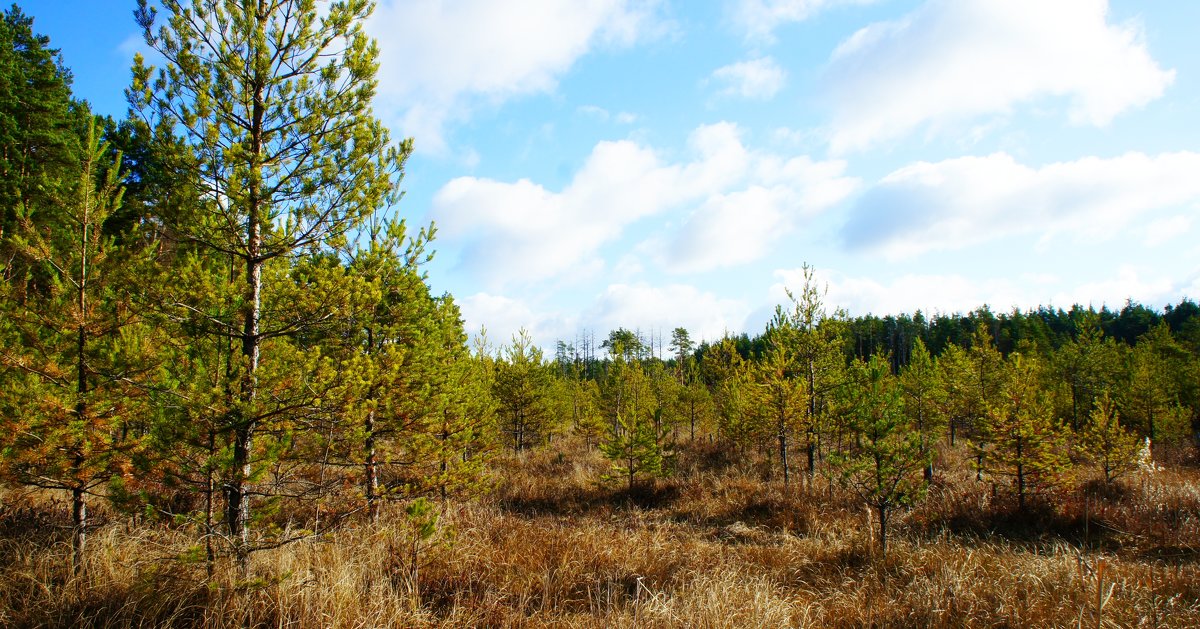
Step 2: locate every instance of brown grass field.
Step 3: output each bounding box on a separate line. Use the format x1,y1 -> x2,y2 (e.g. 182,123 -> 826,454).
1,439 -> 1198,628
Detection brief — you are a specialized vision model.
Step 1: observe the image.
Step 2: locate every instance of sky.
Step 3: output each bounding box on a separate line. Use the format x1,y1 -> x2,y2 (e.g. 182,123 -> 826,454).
20,0 -> 1200,351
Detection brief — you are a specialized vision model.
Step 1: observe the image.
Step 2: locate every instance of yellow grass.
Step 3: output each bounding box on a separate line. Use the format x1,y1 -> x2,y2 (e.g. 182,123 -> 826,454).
2,440 -> 1198,627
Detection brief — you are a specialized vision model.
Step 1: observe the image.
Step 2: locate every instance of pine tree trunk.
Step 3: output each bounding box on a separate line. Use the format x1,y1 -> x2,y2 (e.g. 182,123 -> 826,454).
779,427 -> 790,487
807,363 -> 817,478
877,505 -> 888,557
228,17 -> 267,573
205,430 -> 216,578
365,407 -> 379,523
1017,460 -> 1025,512
71,482 -> 86,577
806,434 -> 816,479
73,210 -> 88,577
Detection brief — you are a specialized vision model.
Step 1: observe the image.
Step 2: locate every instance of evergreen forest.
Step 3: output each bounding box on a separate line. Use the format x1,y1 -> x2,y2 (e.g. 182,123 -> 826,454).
1,2 -> 1198,626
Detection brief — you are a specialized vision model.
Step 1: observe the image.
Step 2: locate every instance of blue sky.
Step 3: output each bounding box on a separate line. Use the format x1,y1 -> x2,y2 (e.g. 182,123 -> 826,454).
22,0 -> 1200,349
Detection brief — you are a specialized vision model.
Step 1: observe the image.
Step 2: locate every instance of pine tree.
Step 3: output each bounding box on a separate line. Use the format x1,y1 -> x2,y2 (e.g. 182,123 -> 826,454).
703,337 -> 754,451
131,0 -> 409,570
900,338 -> 944,481
0,118 -> 151,574
333,218 -> 440,520
493,329 -> 553,451
935,342 -> 974,447
752,310 -> 806,486
0,5 -> 84,243
983,353 -> 1069,511
1078,391 -> 1141,484
669,326 -> 694,386
832,355 -> 926,556
601,409 -> 670,493
783,264 -> 845,479
427,294 -> 496,501
678,379 -> 714,442
1052,311 -> 1121,431
1122,323 -> 1190,445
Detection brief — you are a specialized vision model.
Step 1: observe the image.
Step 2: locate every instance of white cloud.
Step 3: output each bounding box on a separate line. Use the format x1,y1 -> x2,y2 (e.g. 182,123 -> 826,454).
578,105 -> 640,124
666,153 -> 856,272
771,268 -> 1033,316
457,292 -> 577,353
458,292 -> 539,340
825,0 -> 1175,153
842,151 -> 1200,258
432,122 -> 857,284
732,0 -> 877,42
578,104 -> 612,120
587,283 -> 752,345
1060,267 -> 1178,310
770,266 -> 1182,318
709,56 -> 787,100
369,0 -> 665,153
668,187 -> 790,272
1144,215 -> 1193,247
458,284 -> 751,353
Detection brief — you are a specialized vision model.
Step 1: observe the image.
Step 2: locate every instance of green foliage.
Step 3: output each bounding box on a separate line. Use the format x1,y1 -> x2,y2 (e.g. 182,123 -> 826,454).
1121,323 -> 1190,444
702,337 -> 753,448
677,380 -> 715,442
1050,311 -> 1122,430
493,329 -> 553,451
554,374 -> 605,448
1078,391 -> 1141,483
405,497 -> 439,542
0,116 -> 154,574
780,264 -> 847,479
751,315 -> 807,485
900,338 -> 945,480
831,355 -> 927,555
669,326 -> 694,385
600,410 -> 671,492
983,354 -> 1070,510
129,0 -> 413,567
0,5 -> 85,241
602,327 -> 645,362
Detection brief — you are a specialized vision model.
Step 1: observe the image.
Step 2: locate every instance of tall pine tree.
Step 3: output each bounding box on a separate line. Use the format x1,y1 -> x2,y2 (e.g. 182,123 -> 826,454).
131,0 -> 409,570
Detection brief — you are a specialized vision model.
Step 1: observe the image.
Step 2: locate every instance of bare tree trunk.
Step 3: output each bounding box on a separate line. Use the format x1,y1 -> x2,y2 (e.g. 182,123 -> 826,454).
71,482 -> 86,577
877,505 -> 888,557
227,8 -> 268,574
365,407 -> 379,523
778,427 -> 790,487
72,180 -> 90,577
205,430 -> 216,578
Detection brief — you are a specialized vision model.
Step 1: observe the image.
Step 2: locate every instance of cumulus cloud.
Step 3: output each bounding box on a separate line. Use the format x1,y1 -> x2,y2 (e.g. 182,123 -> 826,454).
587,283 -> 753,343
1144,215 -> 1193,247
732,0 -> 877,42
1062,267 -> 1178,310
771,268 -> 1044,316
369,0 -> 665,153
578,105 -> 639,124
458,284 -> 751,353
709,56 -> 786,99
667,153 -> 857,272
433,122 -> 857,285
825,0 -> 1175,153
841,151 -> 1200,258
771,267 -> 1183,318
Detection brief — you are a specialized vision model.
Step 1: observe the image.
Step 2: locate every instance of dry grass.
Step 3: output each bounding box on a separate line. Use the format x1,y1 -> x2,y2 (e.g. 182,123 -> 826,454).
2,439 -> 1198,627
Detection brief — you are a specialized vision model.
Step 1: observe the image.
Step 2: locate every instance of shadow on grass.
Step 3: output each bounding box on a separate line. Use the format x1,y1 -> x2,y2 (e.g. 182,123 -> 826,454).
498,479 -> 684,517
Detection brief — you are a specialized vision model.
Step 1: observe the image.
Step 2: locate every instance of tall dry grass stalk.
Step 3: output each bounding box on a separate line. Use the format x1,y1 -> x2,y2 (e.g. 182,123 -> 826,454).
2,440 -> 1198,627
